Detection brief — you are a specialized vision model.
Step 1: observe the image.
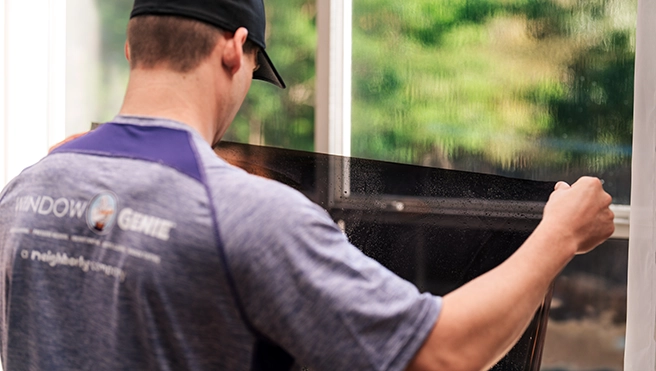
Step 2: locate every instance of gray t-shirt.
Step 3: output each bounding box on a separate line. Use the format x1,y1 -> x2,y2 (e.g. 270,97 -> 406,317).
0,116 -> 441,370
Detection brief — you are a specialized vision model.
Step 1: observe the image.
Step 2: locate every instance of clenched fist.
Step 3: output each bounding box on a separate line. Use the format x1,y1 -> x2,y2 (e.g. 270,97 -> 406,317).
541,177 -> 615,255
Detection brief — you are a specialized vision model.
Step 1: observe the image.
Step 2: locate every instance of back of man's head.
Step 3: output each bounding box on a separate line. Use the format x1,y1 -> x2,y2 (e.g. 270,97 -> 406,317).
127,16 -> 257,73
128,0 -> 285,88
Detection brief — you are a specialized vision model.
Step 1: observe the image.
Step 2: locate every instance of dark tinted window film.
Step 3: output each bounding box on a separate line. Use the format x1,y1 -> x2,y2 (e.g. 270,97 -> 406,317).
216,142 -> 558,370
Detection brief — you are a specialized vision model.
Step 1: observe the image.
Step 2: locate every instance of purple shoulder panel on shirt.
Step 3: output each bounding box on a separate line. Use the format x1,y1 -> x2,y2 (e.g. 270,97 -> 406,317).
51,123 -> 203,183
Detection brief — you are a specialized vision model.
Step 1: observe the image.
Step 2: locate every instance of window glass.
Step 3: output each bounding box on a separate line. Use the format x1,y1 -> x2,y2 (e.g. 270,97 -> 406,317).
66,0 -> 316,152
224,0 -> 317,152
543,239 -> 627,371
351,0 -> 636,204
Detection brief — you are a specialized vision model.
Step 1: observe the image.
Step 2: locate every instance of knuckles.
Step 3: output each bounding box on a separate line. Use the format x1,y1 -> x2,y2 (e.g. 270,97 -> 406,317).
604,222 -> 616,239
577,176 -> 604,190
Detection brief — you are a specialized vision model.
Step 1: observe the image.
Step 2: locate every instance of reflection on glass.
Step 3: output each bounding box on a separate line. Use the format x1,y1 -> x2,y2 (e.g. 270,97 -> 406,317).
352,0 -> 636,203
216,141 -> 558,370
66,0 -> 316,152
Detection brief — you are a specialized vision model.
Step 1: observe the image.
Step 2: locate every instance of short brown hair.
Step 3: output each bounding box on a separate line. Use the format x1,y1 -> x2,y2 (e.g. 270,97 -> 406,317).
127,15 -> 258,73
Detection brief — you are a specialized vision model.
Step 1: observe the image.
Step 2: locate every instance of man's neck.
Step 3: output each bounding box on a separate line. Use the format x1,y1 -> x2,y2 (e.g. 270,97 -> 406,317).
119,67 -> 225,145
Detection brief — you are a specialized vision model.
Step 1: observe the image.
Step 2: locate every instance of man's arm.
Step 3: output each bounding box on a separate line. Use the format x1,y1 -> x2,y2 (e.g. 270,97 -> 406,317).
407,177 -> 615,371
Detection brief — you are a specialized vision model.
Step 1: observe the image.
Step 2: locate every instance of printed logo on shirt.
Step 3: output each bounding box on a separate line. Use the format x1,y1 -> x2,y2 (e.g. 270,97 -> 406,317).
15,192 -> 176,241
15,195 -> 87,219
117,208 -> 176,241
86,192 -> 118,234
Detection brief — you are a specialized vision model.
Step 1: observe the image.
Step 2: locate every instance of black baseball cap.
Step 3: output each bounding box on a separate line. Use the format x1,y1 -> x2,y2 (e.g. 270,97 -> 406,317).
130,0 -> 286,89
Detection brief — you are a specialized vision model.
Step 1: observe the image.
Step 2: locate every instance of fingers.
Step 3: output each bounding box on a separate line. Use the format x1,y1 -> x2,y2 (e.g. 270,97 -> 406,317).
545,176 -> 615,255
554,177 -> 609,196
602,190 -> 613,207
571,177 -> 613,206
571,176 -> 602,188
554,181 -> 570,191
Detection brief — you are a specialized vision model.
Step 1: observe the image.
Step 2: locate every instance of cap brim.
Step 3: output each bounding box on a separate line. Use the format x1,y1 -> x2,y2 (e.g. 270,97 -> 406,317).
253,49 -> 286,89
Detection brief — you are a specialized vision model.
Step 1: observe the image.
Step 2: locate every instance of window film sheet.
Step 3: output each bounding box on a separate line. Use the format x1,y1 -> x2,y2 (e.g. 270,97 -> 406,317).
216,142 -> 557,370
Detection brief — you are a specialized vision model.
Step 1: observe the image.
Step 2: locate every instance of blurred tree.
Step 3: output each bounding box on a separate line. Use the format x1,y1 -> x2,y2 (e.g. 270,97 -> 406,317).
226,0 -> 317,152
96,0 -> 133,65
351,0 -> 636,174
546,31 -> 634,152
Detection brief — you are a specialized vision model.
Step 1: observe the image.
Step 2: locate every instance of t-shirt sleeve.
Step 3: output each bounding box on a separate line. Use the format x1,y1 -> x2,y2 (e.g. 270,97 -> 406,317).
213,173 -> 442,371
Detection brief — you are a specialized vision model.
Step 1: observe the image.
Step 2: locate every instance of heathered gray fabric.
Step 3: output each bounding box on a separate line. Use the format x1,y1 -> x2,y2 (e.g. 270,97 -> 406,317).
0,116 -> 441,370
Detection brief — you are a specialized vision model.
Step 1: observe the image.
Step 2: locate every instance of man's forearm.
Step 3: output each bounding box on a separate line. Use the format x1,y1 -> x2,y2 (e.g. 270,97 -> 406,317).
408,224 -> 576,371
447,224 -> 575,369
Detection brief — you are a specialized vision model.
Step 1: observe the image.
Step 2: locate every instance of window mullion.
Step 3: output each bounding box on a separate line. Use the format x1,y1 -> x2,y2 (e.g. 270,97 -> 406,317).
315,0 -> 352,157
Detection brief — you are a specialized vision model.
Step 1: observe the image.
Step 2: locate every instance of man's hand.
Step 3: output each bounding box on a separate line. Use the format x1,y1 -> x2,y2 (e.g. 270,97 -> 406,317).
49,132 -> 87,153
541,177 -> 615,255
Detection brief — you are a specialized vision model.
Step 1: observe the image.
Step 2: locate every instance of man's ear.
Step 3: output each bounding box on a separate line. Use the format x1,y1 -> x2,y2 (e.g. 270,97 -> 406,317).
222,27 -> 249,75
125,41 -> 131,62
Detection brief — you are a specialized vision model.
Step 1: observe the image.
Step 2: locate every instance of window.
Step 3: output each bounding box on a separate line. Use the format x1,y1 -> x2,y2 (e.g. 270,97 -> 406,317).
349,1 -> 635,370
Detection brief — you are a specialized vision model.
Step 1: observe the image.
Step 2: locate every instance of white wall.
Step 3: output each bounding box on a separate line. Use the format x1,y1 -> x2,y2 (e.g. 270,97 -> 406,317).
1,0 -> 6,187
1,0 -> 66,187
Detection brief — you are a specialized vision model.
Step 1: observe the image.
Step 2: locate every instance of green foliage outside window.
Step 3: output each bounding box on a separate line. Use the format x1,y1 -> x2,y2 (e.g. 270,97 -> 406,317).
351,0 -> 635,173
226,0 -> 317,152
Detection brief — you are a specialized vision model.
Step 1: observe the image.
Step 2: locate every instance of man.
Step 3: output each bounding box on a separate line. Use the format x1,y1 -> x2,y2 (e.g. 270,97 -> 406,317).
0,0 -> 614,370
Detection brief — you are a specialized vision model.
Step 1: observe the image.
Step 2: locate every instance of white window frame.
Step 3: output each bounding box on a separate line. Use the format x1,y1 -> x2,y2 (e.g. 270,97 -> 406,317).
315,0 -> 352,157
624,0 -> 655,367
611,204 -> 630,239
